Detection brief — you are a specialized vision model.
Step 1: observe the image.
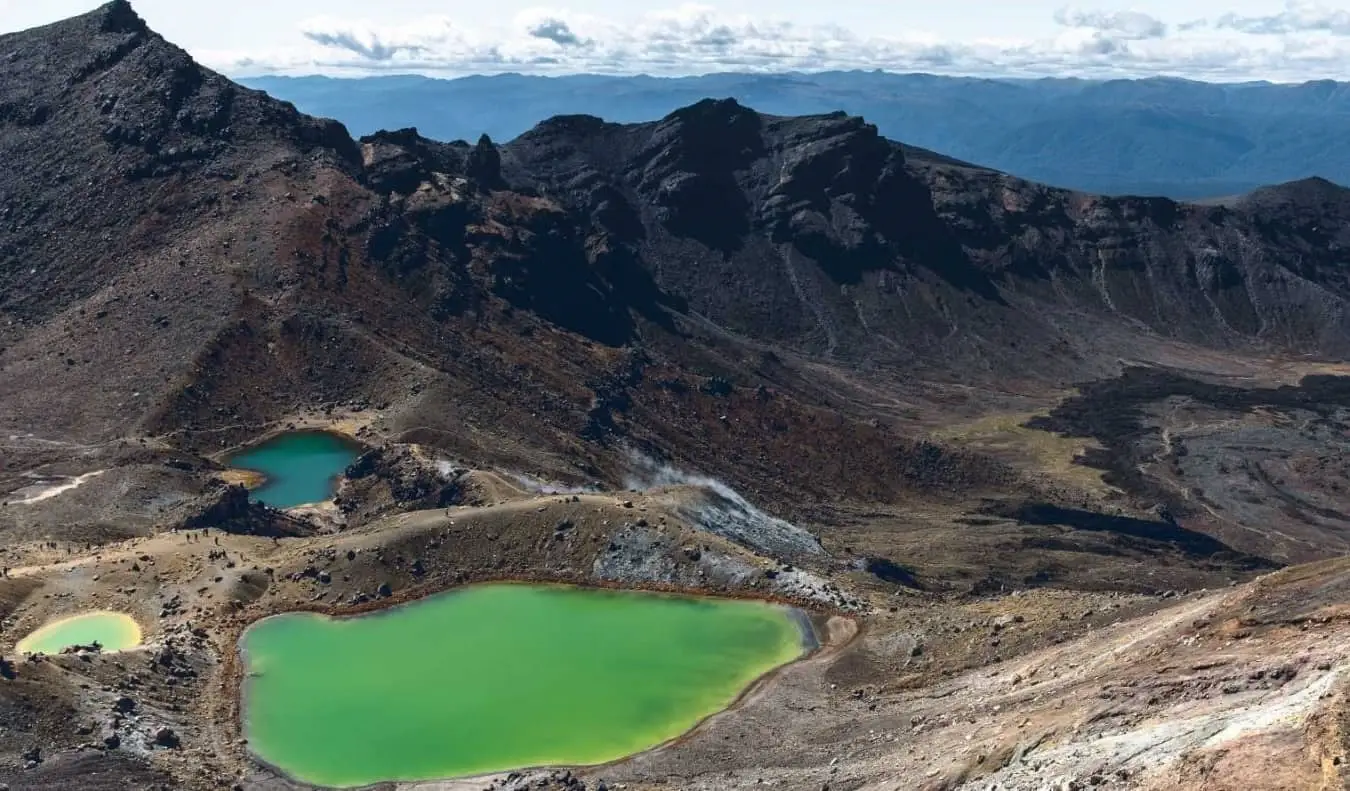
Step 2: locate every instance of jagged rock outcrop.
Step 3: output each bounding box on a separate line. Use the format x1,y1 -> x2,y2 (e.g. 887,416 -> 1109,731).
465,133 -> 504,189
336,445 -> 468,526
495,97 -> 1350,380
8,1 -> 1350,560
8,12 -> 1350,791
180,484 -> 311,537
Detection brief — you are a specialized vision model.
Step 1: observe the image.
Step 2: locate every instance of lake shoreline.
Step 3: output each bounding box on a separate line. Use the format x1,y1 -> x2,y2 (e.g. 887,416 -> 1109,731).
12,610 -> 143,655
223,430 -> 365,509
232,580 -> 854,790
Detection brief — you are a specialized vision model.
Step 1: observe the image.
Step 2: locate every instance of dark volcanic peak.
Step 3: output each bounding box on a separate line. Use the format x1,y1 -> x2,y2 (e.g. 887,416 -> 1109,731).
10,2 -> 1350,386
98,0 -> 148,34
506,99 -> 922,269
10,18 -> 1350,790
1239,175 -> 1350,211
1233,176 -> 1350,250
660,96 -> 764,144
0,2 -> 369,444
0,0 -> 360,315
521,112 -> 614,139
11,3 -> 1350,513
0,0 -> 358,177
495,95 -> 1350,371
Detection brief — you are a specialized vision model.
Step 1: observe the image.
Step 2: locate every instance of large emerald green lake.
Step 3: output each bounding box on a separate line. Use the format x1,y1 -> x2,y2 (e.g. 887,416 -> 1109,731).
241,584 -> 807,787
226,431 -> 361,509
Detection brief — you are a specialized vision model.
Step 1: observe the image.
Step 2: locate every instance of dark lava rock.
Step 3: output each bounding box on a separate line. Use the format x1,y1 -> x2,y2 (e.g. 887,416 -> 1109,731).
344,450 -> 381,480
337,445 -> 466,520
865,557 -> 924,590
465,133 -> 504,189
151,727 -> 180,748
5,0 -> 1349,642
376,583 -> 392,598
61,641 -> 103,655
112,696 -> 136,714
498,769 -> 588,790
182,485 -> 311,538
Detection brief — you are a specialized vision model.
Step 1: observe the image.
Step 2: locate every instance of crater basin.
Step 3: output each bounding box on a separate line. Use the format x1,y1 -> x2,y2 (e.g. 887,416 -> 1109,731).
225,431 -> 362,509
15,611 -> 142,655
240,583 -> 808,787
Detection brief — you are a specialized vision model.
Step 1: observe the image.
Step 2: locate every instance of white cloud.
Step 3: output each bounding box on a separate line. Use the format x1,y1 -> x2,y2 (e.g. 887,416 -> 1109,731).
1054,7 -> 1168,39
1205,1 -> 1350,35
200,2 -> 1350,82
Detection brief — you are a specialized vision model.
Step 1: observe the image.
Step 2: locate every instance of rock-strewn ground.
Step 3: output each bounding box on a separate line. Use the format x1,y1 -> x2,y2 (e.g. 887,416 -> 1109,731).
5,3 -> 1350,790
3,444 -> 1349,791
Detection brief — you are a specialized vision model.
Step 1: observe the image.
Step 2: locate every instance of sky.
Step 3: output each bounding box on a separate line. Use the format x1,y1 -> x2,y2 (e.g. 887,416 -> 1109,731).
3,0 -> 1350,81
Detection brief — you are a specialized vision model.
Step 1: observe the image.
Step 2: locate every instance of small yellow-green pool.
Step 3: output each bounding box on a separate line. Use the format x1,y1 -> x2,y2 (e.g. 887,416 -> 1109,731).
15,611 -> 142,655
241,583 -> 808,787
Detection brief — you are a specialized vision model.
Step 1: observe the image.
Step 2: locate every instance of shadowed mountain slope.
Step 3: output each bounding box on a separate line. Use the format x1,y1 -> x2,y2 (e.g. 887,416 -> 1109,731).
10,7 -> 1350,791
7,2 -> 1350,574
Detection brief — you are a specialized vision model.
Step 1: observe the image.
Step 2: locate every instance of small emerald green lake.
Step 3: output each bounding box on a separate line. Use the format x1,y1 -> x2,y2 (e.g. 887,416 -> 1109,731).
16,611 -> 142,655
241,584 -> 808,787
226,431 -> 361,509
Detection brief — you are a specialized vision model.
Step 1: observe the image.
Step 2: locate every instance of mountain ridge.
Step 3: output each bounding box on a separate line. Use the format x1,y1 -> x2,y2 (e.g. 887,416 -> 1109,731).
7,5 -> 1350,790
8,1 -> 1350,502
242,70 -> 1350,198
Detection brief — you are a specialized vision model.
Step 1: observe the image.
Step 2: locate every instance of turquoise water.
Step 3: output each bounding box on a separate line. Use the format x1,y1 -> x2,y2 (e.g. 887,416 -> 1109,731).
227,432 -> 362,509
242,584 -> 806,787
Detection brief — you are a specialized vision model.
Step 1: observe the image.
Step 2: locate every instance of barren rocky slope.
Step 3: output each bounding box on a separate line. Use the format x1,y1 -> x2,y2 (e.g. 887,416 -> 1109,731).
4,3 -> 1350,790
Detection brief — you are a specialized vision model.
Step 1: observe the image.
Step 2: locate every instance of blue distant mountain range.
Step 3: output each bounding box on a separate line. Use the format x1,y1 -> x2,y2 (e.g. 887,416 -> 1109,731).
241,72 -> 1350,200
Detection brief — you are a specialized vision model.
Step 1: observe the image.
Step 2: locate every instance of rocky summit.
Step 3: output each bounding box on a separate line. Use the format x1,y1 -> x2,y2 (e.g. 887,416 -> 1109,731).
5,3 -> 1350,791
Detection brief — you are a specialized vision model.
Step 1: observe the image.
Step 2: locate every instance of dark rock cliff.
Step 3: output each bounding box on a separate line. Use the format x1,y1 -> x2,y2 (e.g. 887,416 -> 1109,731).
7,1 -> 1350,537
